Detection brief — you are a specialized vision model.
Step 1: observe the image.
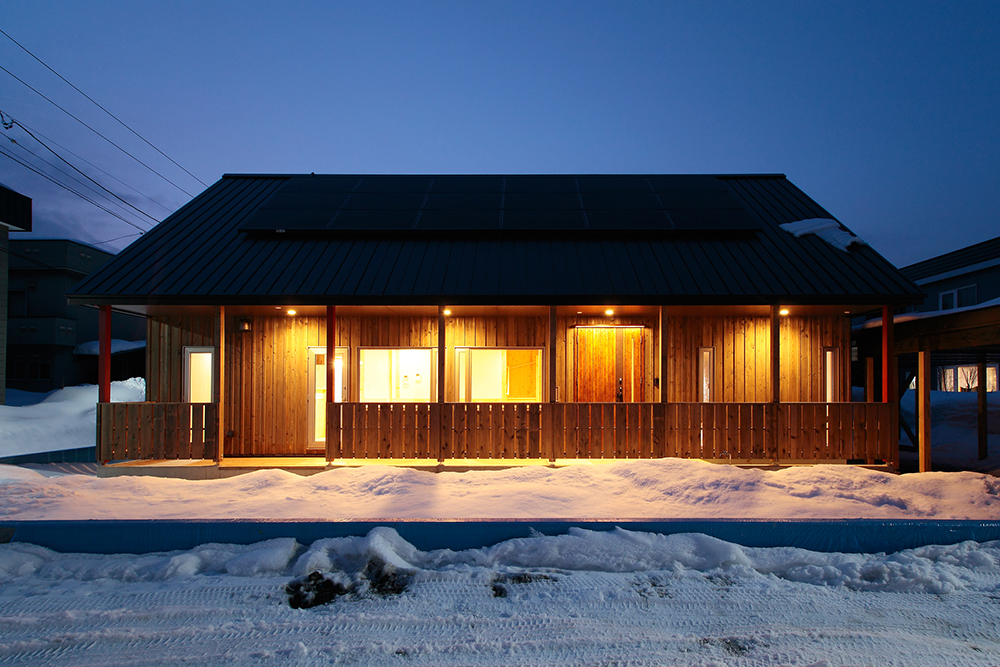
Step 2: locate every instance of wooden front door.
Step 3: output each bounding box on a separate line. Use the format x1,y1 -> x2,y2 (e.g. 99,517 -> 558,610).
574,326 -> 645,402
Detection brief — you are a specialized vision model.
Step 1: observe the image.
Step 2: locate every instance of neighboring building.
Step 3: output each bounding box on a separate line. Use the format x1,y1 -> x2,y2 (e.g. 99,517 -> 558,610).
0,183 -> 32,405
7,239 -> 146,393
70,173 -> 922,468
899,236 -> 1000,392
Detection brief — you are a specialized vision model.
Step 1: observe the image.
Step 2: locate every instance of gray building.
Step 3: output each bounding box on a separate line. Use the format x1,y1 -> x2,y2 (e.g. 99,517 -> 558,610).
7,239 -> 145,393
899,235 -> 1000,391
1,183 -> 32,405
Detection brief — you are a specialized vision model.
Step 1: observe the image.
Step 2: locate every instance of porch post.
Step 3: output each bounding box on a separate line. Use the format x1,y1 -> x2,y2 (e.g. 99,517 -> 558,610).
98,305 -> 112,404
327,305 -> 337,461
882,305 -> 898,465
978,358 -> 988,461
865,357 -> 875,403
770,305 -> 781,403
548,306 -> 557,402
659,306 -> 668,402
770,305 -> 780,461
437,306 -> 446,403
215,305 -> 225,463
326,306 -> 336,403
918,348 -> 931,472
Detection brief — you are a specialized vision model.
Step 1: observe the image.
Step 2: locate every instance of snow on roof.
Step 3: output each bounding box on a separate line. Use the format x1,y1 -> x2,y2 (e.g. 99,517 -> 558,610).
861,295 -> 1000,329
780,218 -> 866,252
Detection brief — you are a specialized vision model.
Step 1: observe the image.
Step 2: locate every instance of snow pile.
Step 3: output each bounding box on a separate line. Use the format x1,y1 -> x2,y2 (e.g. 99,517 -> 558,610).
3,527 -> 998,596
2,458 -> 999,520
0,379 -> 145,457
779,217 -> 866,251
73,339 -> 146,355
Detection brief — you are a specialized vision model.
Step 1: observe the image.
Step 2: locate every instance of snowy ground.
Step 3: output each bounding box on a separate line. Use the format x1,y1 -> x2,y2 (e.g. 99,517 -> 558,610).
3,382 -> 1000,665
2,527 -> 1000,666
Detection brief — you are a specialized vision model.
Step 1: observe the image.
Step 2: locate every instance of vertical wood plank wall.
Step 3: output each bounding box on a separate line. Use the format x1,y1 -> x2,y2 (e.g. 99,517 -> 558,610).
665,315 -> 849,403
146,311 -> 850,456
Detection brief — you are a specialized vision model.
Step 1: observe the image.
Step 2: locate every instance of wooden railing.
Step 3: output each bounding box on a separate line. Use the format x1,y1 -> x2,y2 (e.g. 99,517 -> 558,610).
96,402 -> 218,462
327,402 -> 893,464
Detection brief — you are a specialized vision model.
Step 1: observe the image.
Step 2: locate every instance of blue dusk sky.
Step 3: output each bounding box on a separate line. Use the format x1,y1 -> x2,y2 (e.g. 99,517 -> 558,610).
1,1 -> 997,268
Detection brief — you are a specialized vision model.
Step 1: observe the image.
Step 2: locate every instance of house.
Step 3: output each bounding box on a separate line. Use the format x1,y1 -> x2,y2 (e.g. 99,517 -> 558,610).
68,173 -> 923,469
1,182 -> 32,405
6,239 -> 146,393
897,236 -> 1000,392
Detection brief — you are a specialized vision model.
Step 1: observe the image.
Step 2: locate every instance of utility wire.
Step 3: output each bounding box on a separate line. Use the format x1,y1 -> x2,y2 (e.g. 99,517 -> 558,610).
1,127 -> 149,226
0,28 -> 208,189
0,63 -> 196,198
11,117 -> 173,213
4,118 -> 160,224
0,144 -> 147,232
90,232 -> 142,246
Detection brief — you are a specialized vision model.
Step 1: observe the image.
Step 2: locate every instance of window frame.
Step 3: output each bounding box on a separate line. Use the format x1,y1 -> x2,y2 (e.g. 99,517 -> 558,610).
454,346 -> 546,403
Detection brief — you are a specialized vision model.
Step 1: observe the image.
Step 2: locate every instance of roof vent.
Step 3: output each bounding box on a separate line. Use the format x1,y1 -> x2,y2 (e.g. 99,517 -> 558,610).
779,218 -> 865,252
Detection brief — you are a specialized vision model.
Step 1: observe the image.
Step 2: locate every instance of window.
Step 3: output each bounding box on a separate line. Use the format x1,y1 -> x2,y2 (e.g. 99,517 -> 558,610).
456,347 -> 543,402
184,347 -> 215,403
823,347 -> 840,402
359,348 -> 436,402
697,347 -> 715,402
307,347 -> 349,445
7,291 -> 26,318
940,285 -> 977,310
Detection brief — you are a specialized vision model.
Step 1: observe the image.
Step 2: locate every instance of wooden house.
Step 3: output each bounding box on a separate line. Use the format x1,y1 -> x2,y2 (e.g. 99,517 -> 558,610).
69,174 -> 923,468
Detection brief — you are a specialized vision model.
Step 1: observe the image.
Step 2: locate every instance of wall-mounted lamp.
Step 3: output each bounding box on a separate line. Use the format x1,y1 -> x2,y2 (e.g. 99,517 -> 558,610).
238,319 -> 252,333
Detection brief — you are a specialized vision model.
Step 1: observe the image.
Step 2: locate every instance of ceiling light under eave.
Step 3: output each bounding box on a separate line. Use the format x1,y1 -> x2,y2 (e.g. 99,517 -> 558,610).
287,309 -> 297,316
779,309 -> 789,316
605,309 -> 614,316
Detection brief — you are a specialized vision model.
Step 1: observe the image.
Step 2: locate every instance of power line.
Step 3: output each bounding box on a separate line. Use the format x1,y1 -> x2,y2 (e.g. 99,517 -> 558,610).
0,144 -> 148,232
0,62 -> 196,198
1,127 -> 150,225
12,118 -> 173,213
5,118 -> 161,224
0,27 -> 208,189
91,232 -> 142,246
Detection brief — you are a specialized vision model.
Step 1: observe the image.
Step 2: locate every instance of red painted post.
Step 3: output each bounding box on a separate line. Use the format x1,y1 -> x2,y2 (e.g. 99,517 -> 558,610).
882,305 -> 898,466
98,305 -> 112,404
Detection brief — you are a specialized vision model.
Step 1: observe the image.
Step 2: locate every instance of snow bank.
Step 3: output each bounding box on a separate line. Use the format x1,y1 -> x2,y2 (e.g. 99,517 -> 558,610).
0,379 -> 145,458
2,458 -> 999,520
3,527 -> 998,595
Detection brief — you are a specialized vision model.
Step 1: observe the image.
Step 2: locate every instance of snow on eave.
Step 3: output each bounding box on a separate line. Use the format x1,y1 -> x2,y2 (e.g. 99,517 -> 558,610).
861,295 -> 1000,329
779,218 -> 866,252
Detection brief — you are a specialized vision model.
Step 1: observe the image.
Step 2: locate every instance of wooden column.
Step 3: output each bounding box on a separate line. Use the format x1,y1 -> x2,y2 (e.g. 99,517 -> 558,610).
548,306 -> 557,402
215,306 -> 225,462
437,306 -> 446,403
326,306 -> 336,403
865,357 -> 875,403
918,348 -> 931,472
882,305 -> 898,464
978,359 -> 988,461
659,306 -> 669,402
98,305 -> 112,403
770,305 -> 781,403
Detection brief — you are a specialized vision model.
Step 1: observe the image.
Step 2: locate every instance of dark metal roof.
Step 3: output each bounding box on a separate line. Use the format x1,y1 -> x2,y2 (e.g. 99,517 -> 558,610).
900,235 -> 1000,282
69,174 -> 923,307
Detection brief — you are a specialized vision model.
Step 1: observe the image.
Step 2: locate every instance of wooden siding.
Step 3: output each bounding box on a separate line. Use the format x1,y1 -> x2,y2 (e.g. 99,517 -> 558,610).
326,402 -> 893,464
665,314 -> 849,403
145,311 -> 851,456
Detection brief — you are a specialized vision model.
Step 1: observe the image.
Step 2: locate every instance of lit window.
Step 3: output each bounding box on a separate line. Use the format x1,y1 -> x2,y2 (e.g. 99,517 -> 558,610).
456,348 -> 543,402
359,348 -> 436,402
184,347 -> 215,403
308,347 -> 349,444
698,347 -> 714,402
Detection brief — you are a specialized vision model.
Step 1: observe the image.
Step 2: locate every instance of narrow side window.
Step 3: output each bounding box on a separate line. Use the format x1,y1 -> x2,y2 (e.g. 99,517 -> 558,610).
184,346 -> 215,403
